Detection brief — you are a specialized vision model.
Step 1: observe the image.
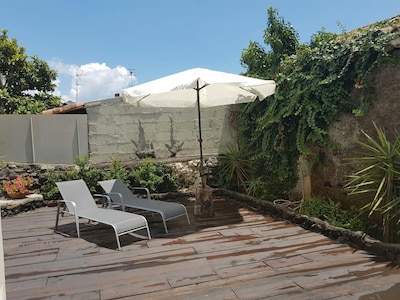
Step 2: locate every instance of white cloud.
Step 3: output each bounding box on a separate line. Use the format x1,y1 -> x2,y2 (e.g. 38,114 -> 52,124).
48,60 -> 136,102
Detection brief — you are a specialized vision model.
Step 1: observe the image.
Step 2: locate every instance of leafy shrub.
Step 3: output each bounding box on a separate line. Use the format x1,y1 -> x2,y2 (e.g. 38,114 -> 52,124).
133,158 -> 178,193
245,177 -> 270,199
66,155 -> 101,193
102,157 -> 131,187
39,169 -> 63,200
300,196 -> 378,235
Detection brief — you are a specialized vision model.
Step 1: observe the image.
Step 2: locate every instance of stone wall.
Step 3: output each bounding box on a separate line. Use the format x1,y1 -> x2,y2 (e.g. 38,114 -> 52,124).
85,98 -> 237,164
309,50 -> 400,201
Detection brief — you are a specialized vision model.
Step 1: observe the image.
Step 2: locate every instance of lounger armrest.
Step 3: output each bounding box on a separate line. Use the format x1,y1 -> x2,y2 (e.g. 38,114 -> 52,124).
108,192 -> 125,210
132,187 -> 151,199
57,199 -> 77,216
93,193 -> 112,208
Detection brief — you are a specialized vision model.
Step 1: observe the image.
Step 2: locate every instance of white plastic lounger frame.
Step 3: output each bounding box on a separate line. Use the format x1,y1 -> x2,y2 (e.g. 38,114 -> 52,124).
99,179 -> 190,233
56,179 -> 151,250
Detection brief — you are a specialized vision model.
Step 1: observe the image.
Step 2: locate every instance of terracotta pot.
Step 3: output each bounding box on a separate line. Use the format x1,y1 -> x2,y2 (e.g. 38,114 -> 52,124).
7,191 -> 29,199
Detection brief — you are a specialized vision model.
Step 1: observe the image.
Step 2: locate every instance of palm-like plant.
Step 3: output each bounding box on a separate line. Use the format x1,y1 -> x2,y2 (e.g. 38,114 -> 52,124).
345,123 -> 400,243
218,143 -> 253,193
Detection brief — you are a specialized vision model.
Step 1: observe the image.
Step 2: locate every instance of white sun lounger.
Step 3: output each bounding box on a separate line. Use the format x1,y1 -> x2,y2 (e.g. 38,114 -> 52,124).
56,179 -> 151,250
98,179 -> 190,233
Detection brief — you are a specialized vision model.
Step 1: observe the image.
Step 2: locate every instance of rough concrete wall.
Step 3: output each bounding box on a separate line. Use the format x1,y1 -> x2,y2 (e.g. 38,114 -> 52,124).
310,50 -> 400,200
85,97 -> 236,164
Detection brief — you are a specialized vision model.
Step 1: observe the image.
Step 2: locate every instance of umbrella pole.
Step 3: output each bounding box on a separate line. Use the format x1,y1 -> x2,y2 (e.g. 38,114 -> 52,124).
194,80 -> 214,218
196,80 -> 205,188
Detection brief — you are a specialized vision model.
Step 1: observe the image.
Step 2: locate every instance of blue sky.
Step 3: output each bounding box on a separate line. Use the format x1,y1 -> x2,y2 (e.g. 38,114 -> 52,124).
1,0 -> 400,102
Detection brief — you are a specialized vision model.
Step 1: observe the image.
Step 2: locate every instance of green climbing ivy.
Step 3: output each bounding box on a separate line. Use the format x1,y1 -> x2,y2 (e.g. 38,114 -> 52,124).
239,8 -> 399,196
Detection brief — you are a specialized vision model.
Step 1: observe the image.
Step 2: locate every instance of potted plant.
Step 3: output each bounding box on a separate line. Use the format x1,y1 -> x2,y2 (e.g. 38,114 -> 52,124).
2,176 -> 33,199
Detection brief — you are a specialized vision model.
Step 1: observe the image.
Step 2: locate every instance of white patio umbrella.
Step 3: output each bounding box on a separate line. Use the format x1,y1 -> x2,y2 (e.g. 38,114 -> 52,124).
122,67 -> 276,187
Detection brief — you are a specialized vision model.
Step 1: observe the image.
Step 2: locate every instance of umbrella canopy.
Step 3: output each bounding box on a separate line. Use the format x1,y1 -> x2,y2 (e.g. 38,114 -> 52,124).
122,67 -> 275,107
122,68 -> 276,187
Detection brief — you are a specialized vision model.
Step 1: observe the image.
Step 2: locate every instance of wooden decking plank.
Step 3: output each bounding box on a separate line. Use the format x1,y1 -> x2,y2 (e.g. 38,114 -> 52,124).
100,280 -> 172,299
5,249 -> 59,267
114,283 -> 239,300
5,246 -> 198,284
345,282 -> 400,300
5,277 -> 48,293
13,257 -> 213,299
3,196 -> 400,300
44,270 -> 170,299
289,259 -> 398,290
98,257 -> 216,297
8,288 -> 102,300
206,236 -> 340,269
232,276 -> 302,300
214,261 -> 271,279
191,231 -> 326,256
289,270 -> 400,300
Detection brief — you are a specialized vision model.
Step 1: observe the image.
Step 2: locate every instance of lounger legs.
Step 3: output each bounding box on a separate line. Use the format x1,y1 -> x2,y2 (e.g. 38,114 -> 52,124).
113,220 -> 152,251
74,215 -> 80,238
161,209 -> 190,234
55,202 -> 61,232
114,230 -> 122,251
162,220 -> 168,234
55,201 -> 81,238
186,213 -> 191,225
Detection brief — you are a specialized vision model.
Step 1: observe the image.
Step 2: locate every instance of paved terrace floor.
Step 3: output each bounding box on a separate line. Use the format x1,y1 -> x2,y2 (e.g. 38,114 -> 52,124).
2,195 -> 400,300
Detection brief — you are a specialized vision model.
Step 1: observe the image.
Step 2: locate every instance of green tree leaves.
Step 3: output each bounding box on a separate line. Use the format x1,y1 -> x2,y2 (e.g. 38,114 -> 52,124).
0,29 -> 61,114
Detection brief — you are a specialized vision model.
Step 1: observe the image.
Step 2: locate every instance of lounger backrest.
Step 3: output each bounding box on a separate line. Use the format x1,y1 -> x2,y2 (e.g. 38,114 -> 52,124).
99,179 -> 137,205
56,179 -> 98,212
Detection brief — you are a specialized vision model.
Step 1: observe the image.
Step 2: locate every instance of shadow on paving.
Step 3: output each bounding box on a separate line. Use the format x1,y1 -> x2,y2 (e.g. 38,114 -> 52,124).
53,195 -> 244,250
360,282 -> 400,299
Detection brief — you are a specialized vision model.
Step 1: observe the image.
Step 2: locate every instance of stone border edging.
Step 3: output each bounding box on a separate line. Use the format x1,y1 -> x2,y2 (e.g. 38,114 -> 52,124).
0,198 -> 58,218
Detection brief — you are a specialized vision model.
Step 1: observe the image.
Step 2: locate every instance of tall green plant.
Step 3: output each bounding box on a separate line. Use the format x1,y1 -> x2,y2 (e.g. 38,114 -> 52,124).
217,144 -> 253,193
345,123 -> 400,243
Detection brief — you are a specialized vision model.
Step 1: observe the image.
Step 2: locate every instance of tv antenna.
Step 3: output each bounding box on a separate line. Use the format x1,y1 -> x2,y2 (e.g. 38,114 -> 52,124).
75,69 -> 85,101
128,69 -> 135,87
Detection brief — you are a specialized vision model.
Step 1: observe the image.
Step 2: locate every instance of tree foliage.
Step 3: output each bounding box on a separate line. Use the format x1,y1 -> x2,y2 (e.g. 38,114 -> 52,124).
0,29 -> 61,114
241,7 -> 299,78
239,7 -> 398,197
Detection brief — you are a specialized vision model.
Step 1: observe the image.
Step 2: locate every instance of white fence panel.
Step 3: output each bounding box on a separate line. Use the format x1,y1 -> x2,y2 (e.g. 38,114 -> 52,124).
0,115 -> 88,164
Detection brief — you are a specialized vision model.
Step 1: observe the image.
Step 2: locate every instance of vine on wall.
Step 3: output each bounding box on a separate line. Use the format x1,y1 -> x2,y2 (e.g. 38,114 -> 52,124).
240,9 -> 400,198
